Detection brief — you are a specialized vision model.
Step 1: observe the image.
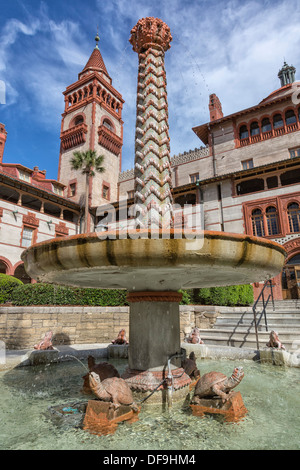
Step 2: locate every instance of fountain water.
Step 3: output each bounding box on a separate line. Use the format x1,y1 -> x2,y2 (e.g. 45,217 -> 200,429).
21,18 -> 286,405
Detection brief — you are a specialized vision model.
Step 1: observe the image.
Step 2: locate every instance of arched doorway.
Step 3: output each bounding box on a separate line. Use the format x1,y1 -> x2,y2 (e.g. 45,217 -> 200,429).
14,264 -> 31,284
282,253 -> 300,299
0,261 -> 8,274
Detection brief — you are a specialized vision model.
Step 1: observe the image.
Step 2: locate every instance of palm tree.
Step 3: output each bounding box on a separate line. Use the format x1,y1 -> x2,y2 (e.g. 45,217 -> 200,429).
71,149 -> 105,233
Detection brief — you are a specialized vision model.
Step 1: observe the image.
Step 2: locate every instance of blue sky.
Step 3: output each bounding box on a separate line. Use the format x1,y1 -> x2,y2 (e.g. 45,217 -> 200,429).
1,0 -> 300,180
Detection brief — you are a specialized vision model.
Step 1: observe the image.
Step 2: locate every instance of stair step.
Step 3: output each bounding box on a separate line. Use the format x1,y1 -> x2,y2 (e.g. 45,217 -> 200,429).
199,335 -> 296,349
200,328 -> 300,342
216,317 -> 299,325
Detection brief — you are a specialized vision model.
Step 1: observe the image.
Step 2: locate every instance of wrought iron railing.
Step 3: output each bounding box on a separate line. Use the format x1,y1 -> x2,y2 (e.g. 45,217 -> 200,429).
252,279 -> 275,350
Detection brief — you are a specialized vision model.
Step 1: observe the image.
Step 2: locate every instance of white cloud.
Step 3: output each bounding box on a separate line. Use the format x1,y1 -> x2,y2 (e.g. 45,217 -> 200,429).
1,0 -> 300,174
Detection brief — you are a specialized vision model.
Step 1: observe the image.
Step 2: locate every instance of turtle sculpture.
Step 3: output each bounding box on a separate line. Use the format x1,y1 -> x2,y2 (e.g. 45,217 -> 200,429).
192,367 -> 244,404
266,330 -> 286,350
88,371 -> 139,412
182,352 -> 200,379
81,355 -> 120,394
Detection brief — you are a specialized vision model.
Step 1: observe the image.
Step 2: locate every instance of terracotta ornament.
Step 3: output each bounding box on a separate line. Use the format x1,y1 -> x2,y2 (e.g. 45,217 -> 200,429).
82,355 -> 120,394
181,352 -> 200,379
266,330 -> 286,350
192,367 -> 244,404
34,331 -> 54,350
184,327 -> 204,344
88,372 -> 139,412
111,329 -> 128,345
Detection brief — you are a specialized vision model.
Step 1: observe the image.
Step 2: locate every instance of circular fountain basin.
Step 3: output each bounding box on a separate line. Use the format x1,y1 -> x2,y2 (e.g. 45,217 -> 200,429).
21,230 -> 286,291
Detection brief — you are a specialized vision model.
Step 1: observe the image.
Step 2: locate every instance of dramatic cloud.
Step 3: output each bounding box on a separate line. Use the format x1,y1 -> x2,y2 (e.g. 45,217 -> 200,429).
0,0 -> 300,177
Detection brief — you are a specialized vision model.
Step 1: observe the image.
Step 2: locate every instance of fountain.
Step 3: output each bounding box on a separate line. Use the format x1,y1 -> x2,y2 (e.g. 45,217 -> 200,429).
21,18 -> 286,407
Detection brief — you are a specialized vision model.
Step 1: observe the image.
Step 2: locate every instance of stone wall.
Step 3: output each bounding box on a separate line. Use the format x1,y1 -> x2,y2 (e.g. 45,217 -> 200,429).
0,305 -> 219,350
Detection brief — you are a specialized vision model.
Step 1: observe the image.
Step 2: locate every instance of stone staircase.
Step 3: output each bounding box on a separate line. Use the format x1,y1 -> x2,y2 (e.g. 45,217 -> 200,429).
199,300 -> 300,350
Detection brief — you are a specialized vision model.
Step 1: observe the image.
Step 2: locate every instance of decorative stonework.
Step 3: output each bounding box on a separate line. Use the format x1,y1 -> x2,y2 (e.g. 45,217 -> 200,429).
283,236 -> 300,259
23,212 -> 39,228
130,18 -> 173,228
127,291 -> 183,303
60,123 -> 88,150
55,222 -> 69,237
98,124 -> 122,156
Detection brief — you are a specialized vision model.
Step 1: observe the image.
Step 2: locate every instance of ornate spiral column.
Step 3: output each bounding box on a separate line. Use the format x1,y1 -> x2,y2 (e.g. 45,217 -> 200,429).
130,17 -> 174,229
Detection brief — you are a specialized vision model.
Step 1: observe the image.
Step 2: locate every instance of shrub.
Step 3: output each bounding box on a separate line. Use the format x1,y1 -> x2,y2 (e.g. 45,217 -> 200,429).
179,289 -> 192,305
192,284 -> 254,306
0,274 -> 23,304
10,283 -> 128,306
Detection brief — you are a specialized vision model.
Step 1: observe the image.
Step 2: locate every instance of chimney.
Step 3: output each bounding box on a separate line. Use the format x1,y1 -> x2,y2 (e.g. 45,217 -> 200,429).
209,94 -> 223,122
0,123 -> 7,162
32,166 -> 46,180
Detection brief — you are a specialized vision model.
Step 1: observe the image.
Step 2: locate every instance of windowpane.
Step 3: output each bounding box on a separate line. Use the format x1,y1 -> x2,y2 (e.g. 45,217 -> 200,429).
266,206 -> 279,235
21,227 -> 34,247
239,125 -> 248,139
285,110 -> 296,125
288,203 -> 300,233
242,159 -> 254,170
252,209 -> 265,237
261,118 -> 271,132
273,114 -> 284,129
250,122 -> 260,136
190,173 -> 199,183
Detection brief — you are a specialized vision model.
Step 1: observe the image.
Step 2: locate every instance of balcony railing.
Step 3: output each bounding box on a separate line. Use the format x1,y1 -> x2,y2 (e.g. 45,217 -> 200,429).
238,121 -> 300,148
60,123 -> 88,151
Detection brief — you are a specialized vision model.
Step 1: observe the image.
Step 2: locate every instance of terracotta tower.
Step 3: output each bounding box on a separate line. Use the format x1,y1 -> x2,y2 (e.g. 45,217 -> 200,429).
209,93 -> 223,122
58,32 -> 124,229
0,123 -> 7,163
130,17 -> 173,229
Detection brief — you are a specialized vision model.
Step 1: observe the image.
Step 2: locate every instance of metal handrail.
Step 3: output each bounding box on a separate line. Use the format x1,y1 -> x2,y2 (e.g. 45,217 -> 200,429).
252,279 -> 275,350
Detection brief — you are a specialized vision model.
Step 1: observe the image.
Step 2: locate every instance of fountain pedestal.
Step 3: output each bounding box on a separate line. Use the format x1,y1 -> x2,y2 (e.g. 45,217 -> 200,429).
122,290 -> 191,403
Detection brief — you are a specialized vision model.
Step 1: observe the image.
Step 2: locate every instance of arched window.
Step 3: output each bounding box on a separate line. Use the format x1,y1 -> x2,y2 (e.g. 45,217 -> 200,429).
266,206 -> 279,235
252,209 -> 265,237
250,122 -> 260,136
74,115 -> 84,126
103,119 -> 114,131
288,202 -> 300,233
273,113 -> 284,129
285,109 -> 297,125
239,125 -> 248,139
261,118 -> 271,133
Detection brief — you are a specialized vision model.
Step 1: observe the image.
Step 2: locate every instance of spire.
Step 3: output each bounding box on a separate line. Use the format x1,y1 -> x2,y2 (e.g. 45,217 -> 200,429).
278,61 -> 296,87
79,29 -> 110,80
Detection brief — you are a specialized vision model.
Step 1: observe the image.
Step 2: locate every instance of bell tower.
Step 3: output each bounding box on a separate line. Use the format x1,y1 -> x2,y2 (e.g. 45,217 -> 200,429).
58,32 -> 124,215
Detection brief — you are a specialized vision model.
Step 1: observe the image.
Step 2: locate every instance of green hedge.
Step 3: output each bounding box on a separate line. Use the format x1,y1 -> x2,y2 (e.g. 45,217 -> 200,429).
5,280 -> 253,307
10,283 -> 128,306
192,284 -> 254,306
0,274 -> 23,304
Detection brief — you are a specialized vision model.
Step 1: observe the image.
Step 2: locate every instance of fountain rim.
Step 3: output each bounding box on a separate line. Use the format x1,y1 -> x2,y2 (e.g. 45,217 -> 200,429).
21,229 -> 286,258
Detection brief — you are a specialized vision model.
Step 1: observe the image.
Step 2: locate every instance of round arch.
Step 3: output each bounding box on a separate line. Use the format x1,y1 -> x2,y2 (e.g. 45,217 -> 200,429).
13,262 -> 32,284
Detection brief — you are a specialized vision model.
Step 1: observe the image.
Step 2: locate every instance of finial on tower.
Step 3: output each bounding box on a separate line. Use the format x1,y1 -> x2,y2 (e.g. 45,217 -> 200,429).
278,60 -> 296,87
95,26 -> 100,49
129,17 -> 172,53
